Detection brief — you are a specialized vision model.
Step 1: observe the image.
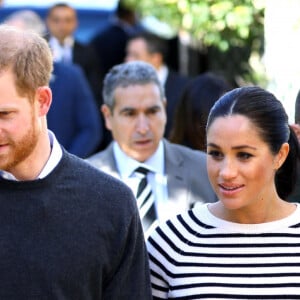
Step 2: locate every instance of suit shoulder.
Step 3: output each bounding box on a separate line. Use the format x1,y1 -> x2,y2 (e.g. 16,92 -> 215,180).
86,149 -> 109,165
168,142 -> 206,156
84,147 -> 117,176
168,142 -> 206,160
67,152 -> 131,196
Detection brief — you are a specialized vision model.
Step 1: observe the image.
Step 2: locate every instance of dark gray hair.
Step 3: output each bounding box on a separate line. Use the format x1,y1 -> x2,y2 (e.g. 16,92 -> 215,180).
102,61 -> 165,109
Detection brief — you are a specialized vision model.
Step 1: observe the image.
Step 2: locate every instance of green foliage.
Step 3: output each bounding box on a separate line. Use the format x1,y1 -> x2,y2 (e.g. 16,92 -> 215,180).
124,0 -> 264,51
124,0 -> 265,85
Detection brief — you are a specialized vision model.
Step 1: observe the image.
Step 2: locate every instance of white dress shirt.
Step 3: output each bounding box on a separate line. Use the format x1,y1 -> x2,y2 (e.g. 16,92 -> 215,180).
113,141 -> 172,222
0,130 -> 63,181
48,36 -> 74,63
156,64 -> 168,87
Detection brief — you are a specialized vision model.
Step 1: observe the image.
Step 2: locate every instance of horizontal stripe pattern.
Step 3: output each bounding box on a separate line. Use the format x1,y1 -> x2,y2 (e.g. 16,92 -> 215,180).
147,203 -> 300,299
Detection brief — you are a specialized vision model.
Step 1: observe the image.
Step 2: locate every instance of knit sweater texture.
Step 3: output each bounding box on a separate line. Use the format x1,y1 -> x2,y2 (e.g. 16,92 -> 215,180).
0,150 -> 151,299
148,203 -> 300,299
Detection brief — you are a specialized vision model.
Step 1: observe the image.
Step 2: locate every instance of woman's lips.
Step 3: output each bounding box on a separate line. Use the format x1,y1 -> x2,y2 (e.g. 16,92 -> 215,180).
218,183 -> 244,195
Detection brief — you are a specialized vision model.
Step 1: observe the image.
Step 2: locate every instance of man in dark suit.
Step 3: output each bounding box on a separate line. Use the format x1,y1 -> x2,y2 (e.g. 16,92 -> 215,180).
48,62 -> 102,158
46,3 -> 102,106
86,61 -> 216,238
125,31 -> 190,137
90,0 -> 142,77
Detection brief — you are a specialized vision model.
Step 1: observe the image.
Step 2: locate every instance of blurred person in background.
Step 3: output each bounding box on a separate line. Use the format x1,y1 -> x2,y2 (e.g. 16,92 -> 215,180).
48,61 -> 102,158
169,72 -> 232,152
91,0 -> 143,77
90,0 -> 143,149
125,31 -> 190,137
46,2 -> 103,106
87,61 -> 216,239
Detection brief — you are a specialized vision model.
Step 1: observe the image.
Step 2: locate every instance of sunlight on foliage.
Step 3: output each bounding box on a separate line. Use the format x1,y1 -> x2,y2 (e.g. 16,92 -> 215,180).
124,0 -> 264,52
123,0 -> 265,85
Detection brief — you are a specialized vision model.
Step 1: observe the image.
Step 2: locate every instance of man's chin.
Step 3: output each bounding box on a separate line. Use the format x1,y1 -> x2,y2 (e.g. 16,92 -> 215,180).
0,159 -> 15,173
131,149 -> 154,163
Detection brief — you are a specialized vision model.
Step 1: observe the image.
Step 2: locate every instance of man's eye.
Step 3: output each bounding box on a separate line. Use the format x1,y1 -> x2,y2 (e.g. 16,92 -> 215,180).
148,108 -> 160,115
0,111 -> 12,116
123,111 -> 135,117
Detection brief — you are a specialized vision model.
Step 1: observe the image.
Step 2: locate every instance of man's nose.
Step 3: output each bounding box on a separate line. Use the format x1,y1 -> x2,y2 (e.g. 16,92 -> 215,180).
136,114 -> 150,134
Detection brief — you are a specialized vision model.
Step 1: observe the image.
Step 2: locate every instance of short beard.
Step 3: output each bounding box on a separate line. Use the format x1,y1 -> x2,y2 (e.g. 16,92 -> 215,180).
0,110 -> 39,174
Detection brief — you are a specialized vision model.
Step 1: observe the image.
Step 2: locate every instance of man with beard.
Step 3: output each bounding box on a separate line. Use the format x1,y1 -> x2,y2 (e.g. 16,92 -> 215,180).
0,25 -> 152,299
4,9 -> 103,159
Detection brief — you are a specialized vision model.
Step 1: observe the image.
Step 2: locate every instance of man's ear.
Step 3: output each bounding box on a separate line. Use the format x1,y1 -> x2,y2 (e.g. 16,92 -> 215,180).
101,104 -> 113,131
36,86 -> 52,116
162,97 -> 167,109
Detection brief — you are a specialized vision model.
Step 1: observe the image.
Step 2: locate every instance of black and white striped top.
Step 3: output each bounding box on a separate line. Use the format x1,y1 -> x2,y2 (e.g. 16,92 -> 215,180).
147,203 -> 300,299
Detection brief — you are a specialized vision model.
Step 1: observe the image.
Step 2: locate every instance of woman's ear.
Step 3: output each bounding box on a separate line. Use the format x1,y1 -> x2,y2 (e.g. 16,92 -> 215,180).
275,142 -> 289,170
